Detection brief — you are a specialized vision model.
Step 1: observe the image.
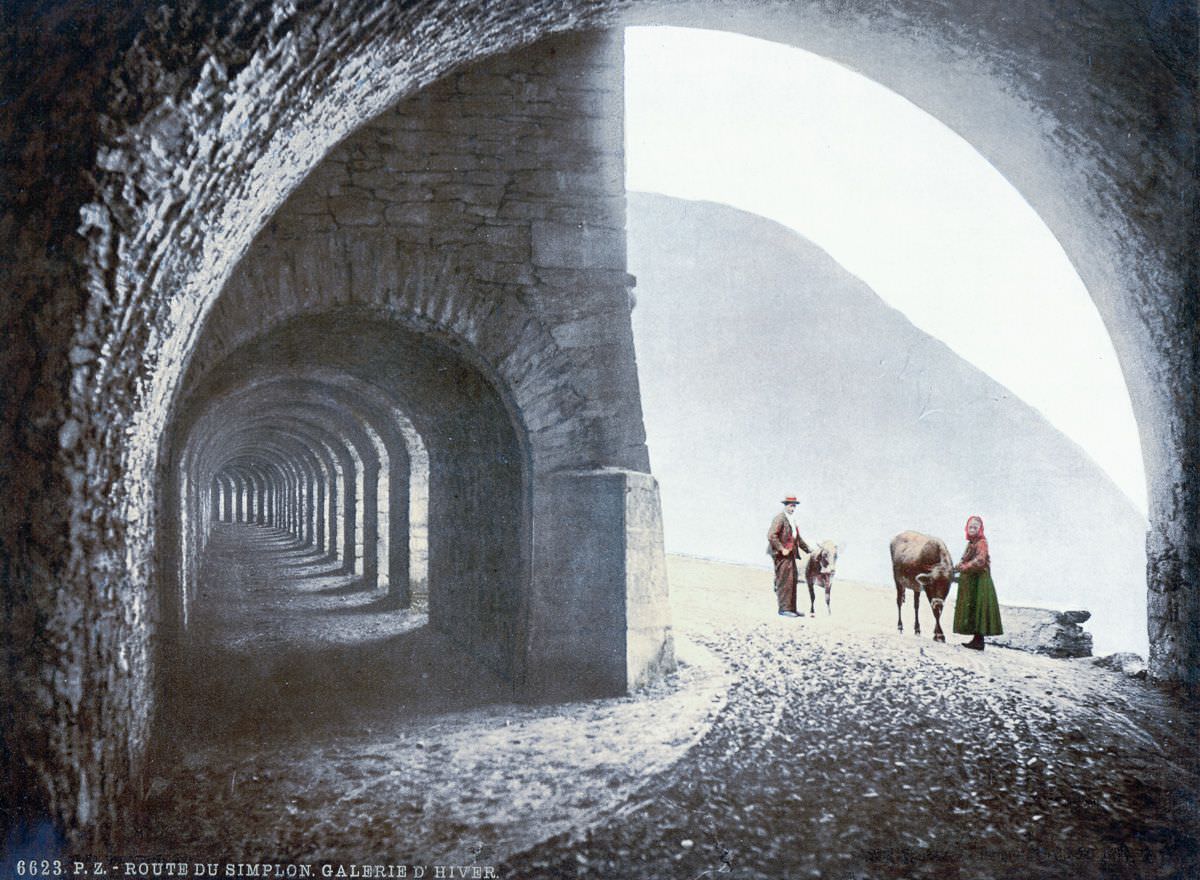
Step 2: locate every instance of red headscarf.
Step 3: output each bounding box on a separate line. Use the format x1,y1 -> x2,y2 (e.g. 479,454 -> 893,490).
964,515 -> 985,540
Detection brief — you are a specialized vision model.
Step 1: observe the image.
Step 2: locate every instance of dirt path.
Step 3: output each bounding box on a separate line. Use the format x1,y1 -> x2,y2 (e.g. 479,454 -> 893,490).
127,526 -> 726,864
505,557 -> 1200,879
125,529 -> 1199,879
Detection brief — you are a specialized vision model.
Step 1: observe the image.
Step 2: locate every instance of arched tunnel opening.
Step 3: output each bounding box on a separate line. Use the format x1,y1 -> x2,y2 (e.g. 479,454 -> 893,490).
0,0 -> 1194,860
157,310 -> 528,739
622,26 -> 1152,656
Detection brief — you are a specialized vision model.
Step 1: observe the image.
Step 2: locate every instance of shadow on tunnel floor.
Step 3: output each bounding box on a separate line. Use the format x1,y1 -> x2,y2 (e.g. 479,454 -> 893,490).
154,524 -> 513,755
157,623 -> 514,750
310,577 -> 375,595
298,561 -> 347,579
313,593 -> 414,614
275,550 -> 330,564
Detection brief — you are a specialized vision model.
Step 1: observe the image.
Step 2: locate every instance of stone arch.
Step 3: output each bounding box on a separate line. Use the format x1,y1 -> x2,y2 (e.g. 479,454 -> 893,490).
182,388 -> 394,583
219,367 -> 433,593
224,415 -> 355,567
186,235 -> 599,473
163,5 -> 1190,683
0,0 -> 1192,848
213,416 -> 350,557
168,310 -> 540,688
177,389 -> 385,596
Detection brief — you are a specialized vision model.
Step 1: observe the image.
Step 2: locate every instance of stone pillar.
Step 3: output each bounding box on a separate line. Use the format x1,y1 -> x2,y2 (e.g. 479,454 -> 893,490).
1147,456 -> 1200,687
342,465 -> 358,575
525,468 -> 674,700
327,467 -> 339,561
388,458 -> 411,606
314,473 -> 326,549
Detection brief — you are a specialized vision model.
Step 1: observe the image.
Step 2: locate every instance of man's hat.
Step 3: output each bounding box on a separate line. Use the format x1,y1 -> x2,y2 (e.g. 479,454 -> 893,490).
782,495 -> 799,505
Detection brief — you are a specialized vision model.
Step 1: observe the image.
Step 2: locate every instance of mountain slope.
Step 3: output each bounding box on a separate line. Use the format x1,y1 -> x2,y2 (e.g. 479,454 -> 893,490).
627,191 -> 1148,655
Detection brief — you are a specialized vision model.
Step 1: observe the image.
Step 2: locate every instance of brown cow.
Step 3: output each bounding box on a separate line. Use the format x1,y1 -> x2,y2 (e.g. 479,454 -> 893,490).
889,531 -> 954,641
803,541 -> 839,616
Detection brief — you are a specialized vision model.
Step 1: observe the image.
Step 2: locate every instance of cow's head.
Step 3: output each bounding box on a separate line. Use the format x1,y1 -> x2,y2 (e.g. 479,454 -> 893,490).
914,565 -> 952,603
816,540 -> 839,575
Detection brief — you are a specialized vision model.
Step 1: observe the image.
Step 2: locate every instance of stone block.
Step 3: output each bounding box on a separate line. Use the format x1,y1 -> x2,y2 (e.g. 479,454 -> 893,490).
524,468 -> 673,700
991,605 -> 1093,657
478,223 -> 528,249
433,183 -> 505,205
548,198 -> 627,226
472,262 -> 537,286
385,171 -> 454,187
512,168 -> 619,195
461,171 -> 510,186
327,196 -> 383,227
455,72 -> 516,96
371,184 -> 435,205
548,312 -> 620,350
372,129 -> 433,153
383,203 -> 437,227
533,268 -> 632,292
457,96 -> 516,117
351,167 -> 422,192
553,90 -> 620,119
519,82 -> 557,102
420,153 -> 498,172
460,242 -> 526,266
497,199 -> 549,221
531,220 -> 625,270
506,100 -> 565,121
516,134 -> 587,158
621,471 -> 676,690
462,203 -> 500,220
387,225 -> 432,246
1093,651 -> 1148,679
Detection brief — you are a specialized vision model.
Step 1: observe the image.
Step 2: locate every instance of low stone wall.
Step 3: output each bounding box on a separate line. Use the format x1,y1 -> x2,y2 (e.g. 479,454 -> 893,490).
992,606 -> 1093,658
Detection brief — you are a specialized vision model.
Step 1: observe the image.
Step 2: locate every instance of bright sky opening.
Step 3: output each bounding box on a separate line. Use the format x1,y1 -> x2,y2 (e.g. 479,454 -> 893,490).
624,26 -> 1148,516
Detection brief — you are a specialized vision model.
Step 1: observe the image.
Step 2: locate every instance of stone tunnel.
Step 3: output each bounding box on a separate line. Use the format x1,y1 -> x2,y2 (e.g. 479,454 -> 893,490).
0,0 -> 1196,851
159,29 -> 674,702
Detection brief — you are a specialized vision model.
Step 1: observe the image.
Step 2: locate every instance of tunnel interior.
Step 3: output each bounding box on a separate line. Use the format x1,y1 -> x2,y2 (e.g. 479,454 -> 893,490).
161,309 -> 529,730
0,0 -> 1192,849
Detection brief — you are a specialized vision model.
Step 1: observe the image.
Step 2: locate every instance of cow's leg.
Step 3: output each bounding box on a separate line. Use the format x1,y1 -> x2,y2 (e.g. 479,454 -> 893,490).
895,584 -> 905,632
807,577 -> 816,616
912,588 -> 922,636
824,576 -> 833,614
931,597 -> 946,642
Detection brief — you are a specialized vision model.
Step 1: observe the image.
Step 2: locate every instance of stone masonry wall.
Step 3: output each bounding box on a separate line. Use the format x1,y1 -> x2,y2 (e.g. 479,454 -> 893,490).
0,0 -> 1194,850
177,29 -> 672,696
185,29 -> 649,476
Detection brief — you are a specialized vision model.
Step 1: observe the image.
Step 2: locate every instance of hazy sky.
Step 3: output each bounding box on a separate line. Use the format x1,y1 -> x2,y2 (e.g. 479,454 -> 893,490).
624,26 -> 1148,516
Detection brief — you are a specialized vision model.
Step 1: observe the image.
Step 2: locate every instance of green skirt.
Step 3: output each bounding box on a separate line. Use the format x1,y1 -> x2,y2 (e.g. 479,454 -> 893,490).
953,570 -> 1004,636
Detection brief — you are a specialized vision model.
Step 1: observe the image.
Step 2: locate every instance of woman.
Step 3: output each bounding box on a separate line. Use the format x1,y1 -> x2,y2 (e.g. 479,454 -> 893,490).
953,515 -> 1003,650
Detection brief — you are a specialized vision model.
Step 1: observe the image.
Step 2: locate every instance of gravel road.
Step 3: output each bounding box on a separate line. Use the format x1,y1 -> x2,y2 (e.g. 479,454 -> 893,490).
504,557 -> 1200,879
123,528 -> 1199,879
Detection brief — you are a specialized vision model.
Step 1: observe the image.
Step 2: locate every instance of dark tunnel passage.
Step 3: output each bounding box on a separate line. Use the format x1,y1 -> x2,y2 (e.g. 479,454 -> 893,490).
158,309 -> 529,740
3,3 -> 1193,847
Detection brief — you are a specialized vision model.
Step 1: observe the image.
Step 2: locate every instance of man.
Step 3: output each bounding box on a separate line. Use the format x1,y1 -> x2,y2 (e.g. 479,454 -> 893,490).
767,494 -> 812,618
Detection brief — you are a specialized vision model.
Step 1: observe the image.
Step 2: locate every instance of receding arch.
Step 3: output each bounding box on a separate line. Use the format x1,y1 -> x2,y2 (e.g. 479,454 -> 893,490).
166,309 -> 534,687
2,3 -> 1190,845
71,4 -> 1184,694
190,381 -> 420,594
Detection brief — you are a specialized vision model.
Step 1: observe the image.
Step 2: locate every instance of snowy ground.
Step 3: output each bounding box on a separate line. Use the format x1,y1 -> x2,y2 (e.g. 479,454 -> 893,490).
126,526 -> 1199,879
